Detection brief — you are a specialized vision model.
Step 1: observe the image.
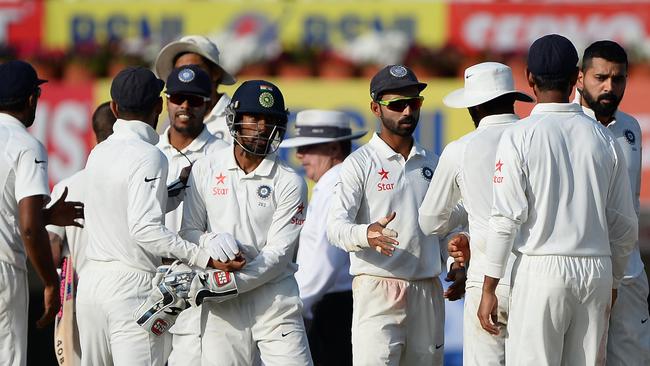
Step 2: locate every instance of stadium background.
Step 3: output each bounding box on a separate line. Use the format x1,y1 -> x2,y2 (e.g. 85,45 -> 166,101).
3,0 -> 650,364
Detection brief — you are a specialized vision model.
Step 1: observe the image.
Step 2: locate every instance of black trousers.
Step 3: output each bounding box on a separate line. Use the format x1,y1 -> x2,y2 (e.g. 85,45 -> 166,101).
307,290 -> 353,366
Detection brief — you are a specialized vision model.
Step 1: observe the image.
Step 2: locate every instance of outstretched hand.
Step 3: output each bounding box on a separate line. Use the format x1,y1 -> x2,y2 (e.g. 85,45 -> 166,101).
44,187 -> 84,228
367,212 -> 399,256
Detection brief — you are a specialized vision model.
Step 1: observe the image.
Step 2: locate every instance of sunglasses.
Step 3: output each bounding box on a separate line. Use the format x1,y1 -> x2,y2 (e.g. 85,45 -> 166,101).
166,93 -> 209,107
377,96 -> 424,112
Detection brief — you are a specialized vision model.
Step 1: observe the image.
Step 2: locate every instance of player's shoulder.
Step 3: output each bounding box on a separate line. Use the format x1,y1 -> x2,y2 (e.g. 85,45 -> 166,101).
615,110 -> 641,132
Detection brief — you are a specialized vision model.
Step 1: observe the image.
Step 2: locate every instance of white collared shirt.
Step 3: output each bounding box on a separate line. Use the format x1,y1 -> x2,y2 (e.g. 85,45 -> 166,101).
574,90 -> 645,279
295,164 -> 352,320
84,119 -> 210,272
419,114 -> 519,285
485,103 -> 638,288
327,133 -> 443,280
0,113 -> 50,270
157,125 -> 228,233
204,93 -> 233,143
180,145 -> 307,294
46,169 -> 88,275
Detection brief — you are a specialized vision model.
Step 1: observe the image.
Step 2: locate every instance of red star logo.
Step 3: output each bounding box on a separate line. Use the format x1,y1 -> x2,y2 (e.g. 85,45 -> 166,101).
296,202 -> 305,215
495,160 -> 504,173
216,173 -> 226,185
378,168 -> 389,181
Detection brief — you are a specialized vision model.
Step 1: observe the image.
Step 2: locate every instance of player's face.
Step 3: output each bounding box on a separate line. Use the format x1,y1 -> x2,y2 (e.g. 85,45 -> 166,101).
579,57 -> 627,118
166,93 -> 209,136
374,86 -> 421,137
296,142 -> 337,182
237,113 -> 286,155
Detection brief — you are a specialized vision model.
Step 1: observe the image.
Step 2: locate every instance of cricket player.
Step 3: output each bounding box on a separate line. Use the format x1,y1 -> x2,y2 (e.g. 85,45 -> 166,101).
327,65 -> 462,365
574,40 -> 650,365
180,80 -> 312,366
478,34 -> 638,365
76,67 -> 243,366
156,65 -> 228,365
155,35 -> 237,141
418,62 -> 533,365
47,101 -> 117,366
0,60 -> 83,366
280,109 -> 367,366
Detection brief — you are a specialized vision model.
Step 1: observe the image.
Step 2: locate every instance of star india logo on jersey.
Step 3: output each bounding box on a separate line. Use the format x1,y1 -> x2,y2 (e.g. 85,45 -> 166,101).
493,159 -> 504,184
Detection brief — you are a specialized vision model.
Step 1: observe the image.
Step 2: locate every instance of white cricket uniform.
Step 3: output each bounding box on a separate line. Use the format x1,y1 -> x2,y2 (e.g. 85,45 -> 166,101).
327,133 -> 445,366
0,113 -> 50,366
156,125 -> 227,365
574,91 -> 650,365
76,119 -> 211,366
180,144 -> 312,366
485,103 -> 638,365
295,164 -> 352,320
204,93 -> 233,143
419,113 -> 520,366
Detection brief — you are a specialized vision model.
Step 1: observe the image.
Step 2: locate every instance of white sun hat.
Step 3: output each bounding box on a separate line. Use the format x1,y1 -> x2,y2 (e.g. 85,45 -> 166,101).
280,109 -> 367,148
443,62 -> 533,108
154,35 -> 236,85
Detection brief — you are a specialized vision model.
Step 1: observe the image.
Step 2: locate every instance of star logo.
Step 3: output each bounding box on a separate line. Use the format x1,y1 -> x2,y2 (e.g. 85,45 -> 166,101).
216,173 -> 226,184
495,160 -> 504,173
296,202 -> 305,215
378,168 -> 389,181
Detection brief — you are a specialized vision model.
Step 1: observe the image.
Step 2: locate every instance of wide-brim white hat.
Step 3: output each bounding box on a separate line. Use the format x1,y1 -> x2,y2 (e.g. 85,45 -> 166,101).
443,62 -> 534,108
154,35 -> 236,85
280,109 -> 367,148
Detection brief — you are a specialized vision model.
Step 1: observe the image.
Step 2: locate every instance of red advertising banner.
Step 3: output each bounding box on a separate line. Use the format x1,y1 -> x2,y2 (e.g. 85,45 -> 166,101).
0,0 -> 43,56
449,2 -> 650,54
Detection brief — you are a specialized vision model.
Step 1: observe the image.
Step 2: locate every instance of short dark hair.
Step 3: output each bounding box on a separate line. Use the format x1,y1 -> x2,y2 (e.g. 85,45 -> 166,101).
582,40 -> 628,71
532,73 -> 575,92
92,101 -> 117,143
339,140 -> 352,158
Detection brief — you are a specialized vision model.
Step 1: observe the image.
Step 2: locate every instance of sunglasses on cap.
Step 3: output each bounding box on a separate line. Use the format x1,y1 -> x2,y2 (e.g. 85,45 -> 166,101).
166,93 -> 210,107
377,96 -> 424,112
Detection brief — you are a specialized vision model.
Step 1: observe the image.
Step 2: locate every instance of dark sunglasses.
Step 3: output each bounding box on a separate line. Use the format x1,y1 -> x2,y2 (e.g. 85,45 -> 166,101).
377,96 -> 424,112
166,93 -> 209,107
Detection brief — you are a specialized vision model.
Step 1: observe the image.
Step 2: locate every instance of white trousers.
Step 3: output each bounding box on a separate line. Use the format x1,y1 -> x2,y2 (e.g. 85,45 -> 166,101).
167,306 -> 202,365
76,262 -> 168,366
200,276 -> 312,366
351,275 -> 444,366
0,261 -> 28,366
506,255 -> 612,366
463,283 -> 510,366
606,268 -> 650,366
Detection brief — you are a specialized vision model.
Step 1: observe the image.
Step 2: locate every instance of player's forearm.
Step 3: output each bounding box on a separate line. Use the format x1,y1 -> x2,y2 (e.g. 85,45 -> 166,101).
484,216 -> 518,279
23,225 -> 59,286
132,223 -> 210,269
326,221 -> 369,252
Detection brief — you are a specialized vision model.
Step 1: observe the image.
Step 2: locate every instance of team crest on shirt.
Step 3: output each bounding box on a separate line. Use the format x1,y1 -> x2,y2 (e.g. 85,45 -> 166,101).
493,159 -> 504,184
377,168 -> 394,191
421,166 -> 433,181
257,185 -> 272,200
624,129 -> 636,145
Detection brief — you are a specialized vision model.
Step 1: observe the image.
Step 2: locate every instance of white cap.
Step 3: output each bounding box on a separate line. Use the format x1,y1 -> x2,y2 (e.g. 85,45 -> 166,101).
154,35 -> 236,85
280,109 -> 367,148
443,62 -> 533,108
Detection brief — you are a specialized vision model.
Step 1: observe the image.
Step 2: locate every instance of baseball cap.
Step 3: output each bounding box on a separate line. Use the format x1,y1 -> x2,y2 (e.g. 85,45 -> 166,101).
280,109 -> 367,148
154,35 -> 236,85
370,65 -> 427,101
0,60 -> 47,103
443,62 -> 534,108
527,34 -> 578,77
165,65 -> 212,98
110,66 -> 164,111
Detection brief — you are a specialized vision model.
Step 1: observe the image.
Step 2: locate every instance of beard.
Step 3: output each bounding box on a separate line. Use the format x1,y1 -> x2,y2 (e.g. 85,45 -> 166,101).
380,112 -> 419,137
581,88 -> 622,118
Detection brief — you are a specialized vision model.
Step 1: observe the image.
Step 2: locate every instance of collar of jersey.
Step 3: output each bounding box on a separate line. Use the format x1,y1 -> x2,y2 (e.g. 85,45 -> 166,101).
159,125 -> 212,154
531,102 -> 583,115
369,133 -> 426,160
0,112 -> 27,130
225,143 -> 277,177
112,119 -> 160,145
478,113 -> 519,129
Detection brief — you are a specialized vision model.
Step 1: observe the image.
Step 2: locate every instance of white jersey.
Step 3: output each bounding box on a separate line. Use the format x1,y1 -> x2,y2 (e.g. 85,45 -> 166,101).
180,145 -> 307,294
574,91 -> 645,279
295,164 -> 352,320
204,93 -> 232,143
0,113 -> 50,270
419,114 -> 519,285
156,125 -> 228,233
327,133 -> 443,280
84,119 -> 210,272
485,103 -> 638,288
46,169 -> 88,274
